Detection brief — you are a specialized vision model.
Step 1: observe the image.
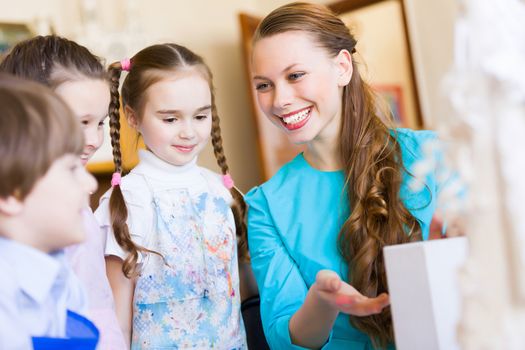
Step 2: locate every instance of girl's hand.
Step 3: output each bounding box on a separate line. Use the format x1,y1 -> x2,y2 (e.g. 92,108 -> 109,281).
429,211 -> 466,239
313,270 -> 390,316
429,213 -> 446,239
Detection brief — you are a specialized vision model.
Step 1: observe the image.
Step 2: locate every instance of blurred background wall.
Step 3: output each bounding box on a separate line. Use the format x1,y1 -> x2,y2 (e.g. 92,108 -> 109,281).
0,0 -> 456,194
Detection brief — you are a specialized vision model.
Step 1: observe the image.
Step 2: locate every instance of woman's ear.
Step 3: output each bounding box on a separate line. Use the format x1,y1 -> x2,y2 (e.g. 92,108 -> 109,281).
0,195 -> 23,216
125,106 -> 139,129
335,49 -> 353,87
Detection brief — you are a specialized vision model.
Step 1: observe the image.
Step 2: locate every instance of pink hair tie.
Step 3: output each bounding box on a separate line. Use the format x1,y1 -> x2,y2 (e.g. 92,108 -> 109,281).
120,58 -> 131,71
111,172 -> 122,187
222,173 -> 234,189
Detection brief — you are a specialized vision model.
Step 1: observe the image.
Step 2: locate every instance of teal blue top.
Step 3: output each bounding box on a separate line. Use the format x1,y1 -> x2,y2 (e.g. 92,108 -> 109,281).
245,129 -> 444,350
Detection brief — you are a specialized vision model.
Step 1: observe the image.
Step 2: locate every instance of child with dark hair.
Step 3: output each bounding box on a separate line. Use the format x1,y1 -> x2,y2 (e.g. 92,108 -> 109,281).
0,35 -> 125,349
0,74 -> 98,349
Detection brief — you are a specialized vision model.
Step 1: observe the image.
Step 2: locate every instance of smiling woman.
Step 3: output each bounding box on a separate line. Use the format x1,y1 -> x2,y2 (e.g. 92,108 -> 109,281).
243,2 -> 450,349
252,30 -> 349,150
239,0 -> 422,180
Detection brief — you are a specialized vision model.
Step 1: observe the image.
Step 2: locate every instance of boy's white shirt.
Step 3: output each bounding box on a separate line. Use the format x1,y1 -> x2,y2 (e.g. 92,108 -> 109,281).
0,237 -> 87,349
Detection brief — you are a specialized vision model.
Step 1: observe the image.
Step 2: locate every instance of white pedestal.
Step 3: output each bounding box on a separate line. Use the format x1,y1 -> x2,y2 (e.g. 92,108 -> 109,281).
384,237 -> 468,350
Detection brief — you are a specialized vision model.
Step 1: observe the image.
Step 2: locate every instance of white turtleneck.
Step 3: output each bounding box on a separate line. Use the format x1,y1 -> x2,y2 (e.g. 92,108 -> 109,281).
95,150 -> 233,261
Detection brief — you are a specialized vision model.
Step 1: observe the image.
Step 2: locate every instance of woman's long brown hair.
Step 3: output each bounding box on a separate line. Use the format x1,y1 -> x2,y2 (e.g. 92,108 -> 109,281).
254,3 -> 422,348
108,44 -> 248,278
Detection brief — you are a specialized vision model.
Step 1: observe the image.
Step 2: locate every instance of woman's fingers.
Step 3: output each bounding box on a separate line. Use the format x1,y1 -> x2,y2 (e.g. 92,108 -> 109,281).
314,270 -> 390,316
336,292 -> 390,316
374,292 -> 390,310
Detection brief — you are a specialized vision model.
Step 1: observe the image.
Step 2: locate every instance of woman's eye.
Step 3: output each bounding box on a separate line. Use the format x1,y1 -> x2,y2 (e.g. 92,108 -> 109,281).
255,82 -> 271,91
288,72 -> 305,81
163,117 -> 176,123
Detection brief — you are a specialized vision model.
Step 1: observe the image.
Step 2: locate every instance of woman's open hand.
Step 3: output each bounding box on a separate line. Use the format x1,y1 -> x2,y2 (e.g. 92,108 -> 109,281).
313,270 -> 390,316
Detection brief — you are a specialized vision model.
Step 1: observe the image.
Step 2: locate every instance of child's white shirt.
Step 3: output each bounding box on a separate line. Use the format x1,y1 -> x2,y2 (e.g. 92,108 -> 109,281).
96,149 -> 234,263
0,237 -> 87,349
94,150 -> 246,349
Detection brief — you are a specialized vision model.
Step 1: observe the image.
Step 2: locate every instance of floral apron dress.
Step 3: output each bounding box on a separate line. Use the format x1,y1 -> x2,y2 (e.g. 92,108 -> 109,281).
131,175 -> 246,349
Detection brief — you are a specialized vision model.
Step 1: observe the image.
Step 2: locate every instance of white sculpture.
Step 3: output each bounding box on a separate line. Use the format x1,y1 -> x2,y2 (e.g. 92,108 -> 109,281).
440,0 -> 525,348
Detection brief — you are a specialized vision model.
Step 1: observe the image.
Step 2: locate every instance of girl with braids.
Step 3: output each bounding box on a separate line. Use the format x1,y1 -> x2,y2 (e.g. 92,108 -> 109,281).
95,43 -> 247,349
246,2 -> 448,349
0,35 -> 126,349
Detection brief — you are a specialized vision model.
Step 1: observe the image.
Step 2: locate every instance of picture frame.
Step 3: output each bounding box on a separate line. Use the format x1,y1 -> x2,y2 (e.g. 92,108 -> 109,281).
374,84 -> 406,126
239,0 -> 422,180
0,22 -> 34,57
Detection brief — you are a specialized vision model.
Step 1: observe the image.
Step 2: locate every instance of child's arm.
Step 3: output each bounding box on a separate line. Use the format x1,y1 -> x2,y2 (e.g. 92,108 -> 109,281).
289,270 -> 389,349
106,255 -> 135,348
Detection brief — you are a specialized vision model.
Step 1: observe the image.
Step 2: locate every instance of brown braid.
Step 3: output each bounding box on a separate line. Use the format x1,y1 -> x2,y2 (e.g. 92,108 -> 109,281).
209,91 -> 249,261
107,61 -> 163,278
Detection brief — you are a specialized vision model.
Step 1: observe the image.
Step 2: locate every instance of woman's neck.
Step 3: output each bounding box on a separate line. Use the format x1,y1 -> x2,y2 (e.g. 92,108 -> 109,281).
303,138 -> 341,171
302,101 -> 344,171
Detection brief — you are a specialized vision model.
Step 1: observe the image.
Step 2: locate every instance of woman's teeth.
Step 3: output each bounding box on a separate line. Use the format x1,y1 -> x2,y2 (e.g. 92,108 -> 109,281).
283,108 -> 310,125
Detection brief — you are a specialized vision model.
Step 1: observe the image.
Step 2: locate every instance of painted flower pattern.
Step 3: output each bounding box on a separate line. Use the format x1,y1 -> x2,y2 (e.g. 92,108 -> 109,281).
131,186 -> 246,349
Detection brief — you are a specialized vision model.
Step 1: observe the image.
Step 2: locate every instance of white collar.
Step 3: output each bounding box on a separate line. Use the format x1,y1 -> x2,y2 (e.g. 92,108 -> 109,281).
132,150 -> 200,182
0,237 -> 65,304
